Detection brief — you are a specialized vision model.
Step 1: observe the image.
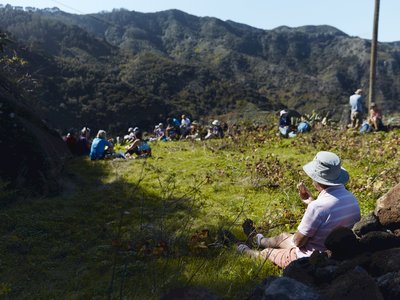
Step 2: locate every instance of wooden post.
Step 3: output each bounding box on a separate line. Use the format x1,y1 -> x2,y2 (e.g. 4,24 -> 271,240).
368,0 -> 380,111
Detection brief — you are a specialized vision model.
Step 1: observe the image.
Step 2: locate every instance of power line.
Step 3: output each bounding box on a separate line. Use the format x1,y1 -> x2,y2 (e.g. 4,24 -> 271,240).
51,0 -> 123,30
51,0 -> 85,14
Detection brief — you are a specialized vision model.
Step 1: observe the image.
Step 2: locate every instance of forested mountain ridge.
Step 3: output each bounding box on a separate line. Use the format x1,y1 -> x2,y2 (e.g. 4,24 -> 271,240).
1,6 -> 400,132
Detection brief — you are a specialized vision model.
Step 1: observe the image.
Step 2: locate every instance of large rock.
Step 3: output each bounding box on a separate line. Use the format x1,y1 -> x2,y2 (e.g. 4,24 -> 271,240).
324,227 -> 361,260
284,253 -> 339,286
261,277 -> 321,300
283,258 -> 317,287
160,286 -> 220,300
352,213 -> 382,237
375,183 -> 400,230
376,271 -> 400,300
319,266 -> 383,300
0,74 -> 70,197
368,247 -> 400,276
359,231 -> 400,252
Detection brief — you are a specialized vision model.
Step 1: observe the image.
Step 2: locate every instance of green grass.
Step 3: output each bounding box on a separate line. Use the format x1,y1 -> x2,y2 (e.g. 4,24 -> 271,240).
1,127 -> 399,299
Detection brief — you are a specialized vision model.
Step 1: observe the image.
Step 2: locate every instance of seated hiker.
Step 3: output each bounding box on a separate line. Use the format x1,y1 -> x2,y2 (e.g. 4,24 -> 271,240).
125,130 -> 151,158
297,116 -> 311,133
124,127 -> 139,143
359,120 -> 372,134
76,127 -> 91,156
368,103 -> 384,131
166,117 -> 180,140
186,121 -> 201,140
180,114 -> 191,138
278,110 -> 296,138
90,130 -> 114,160
154,123 -> 167,141
64,130 -> 77,154
223,151 -> 360,268
205,120 -> 224,140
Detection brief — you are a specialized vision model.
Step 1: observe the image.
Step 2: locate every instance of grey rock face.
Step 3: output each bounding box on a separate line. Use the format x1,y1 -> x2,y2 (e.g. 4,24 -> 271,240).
324,226 -> 360,260
262,277 -> 322,300
353,212 -> 382,237
375,183 -> 400,230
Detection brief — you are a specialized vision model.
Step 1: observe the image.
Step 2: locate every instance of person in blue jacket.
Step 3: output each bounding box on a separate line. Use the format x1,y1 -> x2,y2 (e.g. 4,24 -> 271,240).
89,130 -> 113,160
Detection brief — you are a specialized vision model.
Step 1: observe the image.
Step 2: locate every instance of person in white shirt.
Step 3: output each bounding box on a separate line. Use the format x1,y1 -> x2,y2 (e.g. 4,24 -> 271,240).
224,151 -> 360,268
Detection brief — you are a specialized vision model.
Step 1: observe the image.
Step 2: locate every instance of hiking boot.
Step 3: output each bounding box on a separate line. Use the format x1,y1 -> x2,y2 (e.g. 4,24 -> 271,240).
242,219 -> 257,241
242,219 -> 256,236
219,229 -> 239,246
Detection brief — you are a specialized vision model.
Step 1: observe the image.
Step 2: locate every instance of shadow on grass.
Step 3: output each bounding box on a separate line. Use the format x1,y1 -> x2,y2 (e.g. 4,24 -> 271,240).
0,156 -> 273,299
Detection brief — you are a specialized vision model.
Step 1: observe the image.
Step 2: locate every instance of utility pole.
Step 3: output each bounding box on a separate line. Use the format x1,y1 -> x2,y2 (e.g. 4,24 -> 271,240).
368,0 -> 380,110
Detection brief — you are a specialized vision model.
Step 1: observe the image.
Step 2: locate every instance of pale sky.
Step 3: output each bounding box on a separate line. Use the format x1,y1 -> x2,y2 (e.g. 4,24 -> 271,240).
1,0 -> 399,42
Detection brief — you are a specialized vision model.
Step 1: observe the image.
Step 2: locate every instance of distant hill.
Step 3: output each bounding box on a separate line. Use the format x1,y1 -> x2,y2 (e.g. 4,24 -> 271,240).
1,6 -> 400,132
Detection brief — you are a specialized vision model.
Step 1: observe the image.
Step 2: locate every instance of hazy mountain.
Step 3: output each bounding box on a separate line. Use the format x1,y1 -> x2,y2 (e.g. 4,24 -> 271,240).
1,6 -> 399,132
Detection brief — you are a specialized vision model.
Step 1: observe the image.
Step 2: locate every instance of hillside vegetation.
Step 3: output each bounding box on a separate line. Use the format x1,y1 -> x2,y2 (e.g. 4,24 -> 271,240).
0,7 -> 400,132
1,127 -> 399,299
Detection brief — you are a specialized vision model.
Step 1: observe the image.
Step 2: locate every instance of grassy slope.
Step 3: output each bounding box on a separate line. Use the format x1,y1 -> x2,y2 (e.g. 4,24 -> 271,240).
1,127 -> 399,299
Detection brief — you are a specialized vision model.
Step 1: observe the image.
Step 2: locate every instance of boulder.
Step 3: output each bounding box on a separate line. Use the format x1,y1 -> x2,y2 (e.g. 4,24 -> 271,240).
368,247 -> 400,276
262,277 -> 321,300
0,74 -> 70,197
359,231 -> 400,252
376,271 -> 400,300
319,266 -> 383,300
375,183 -> 400,230
160,286 -> 220,300
248,277 -> 277,300
284,253 -> 339,286
352,212 -> 382,237
283,258 -> 316,287
324,226 -> 361,260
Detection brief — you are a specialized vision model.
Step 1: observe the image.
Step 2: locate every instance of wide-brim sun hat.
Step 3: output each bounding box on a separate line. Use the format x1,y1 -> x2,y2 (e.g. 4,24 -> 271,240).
303,151 -> 349,186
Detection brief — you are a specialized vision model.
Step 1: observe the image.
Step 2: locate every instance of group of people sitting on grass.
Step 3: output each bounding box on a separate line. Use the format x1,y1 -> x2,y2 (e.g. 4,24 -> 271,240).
278,109 -> 312,138
63,127 -> 152,160
63,127 -> 91,156
63,101 -> 387,161
63,115 -> 226,161
90,129 -> 151,160
147,115 -> 225,141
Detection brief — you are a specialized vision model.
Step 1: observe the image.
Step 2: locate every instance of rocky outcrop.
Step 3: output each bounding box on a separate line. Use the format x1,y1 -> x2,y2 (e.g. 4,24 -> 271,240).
248,276 -> 322,300
250,183 -> 400,300
160,286 -> 220,300
0,74 -> 70,197
375,183 -> 400,230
